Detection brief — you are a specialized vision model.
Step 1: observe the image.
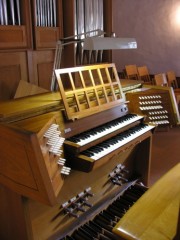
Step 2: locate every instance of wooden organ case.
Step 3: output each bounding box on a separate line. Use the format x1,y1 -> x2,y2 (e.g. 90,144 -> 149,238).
0,63 -> 157,240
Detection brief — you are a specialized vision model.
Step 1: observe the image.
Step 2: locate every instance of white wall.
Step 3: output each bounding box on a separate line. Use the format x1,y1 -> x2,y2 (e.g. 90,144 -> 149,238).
112,0 -> 180,76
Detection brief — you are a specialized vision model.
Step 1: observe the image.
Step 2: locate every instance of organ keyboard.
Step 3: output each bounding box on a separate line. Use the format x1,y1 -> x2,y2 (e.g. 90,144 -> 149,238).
2,63 -> 176,240
60,181 -> 148,240
66,114 -> 144,147
80,124 -> 154,160
64,122 -> 155,172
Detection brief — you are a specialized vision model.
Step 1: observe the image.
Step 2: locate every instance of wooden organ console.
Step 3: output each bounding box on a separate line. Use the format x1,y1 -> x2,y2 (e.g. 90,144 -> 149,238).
0,63 -> 179,240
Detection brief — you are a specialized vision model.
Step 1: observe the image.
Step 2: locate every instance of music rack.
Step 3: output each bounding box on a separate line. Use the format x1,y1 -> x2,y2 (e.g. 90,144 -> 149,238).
55,63 -> 125,121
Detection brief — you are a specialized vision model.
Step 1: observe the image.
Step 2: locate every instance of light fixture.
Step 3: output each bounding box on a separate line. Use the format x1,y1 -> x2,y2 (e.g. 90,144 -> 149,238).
83,37 -> 137,50
51,29 -> 137,91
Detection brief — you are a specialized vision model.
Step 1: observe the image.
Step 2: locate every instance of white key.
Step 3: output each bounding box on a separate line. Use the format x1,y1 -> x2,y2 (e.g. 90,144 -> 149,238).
82,125 -> 155,161
74,115 -> 144,146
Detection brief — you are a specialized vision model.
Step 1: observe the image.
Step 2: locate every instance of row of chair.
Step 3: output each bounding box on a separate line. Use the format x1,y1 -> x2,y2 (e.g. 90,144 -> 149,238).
125,65 -> 152,84
124,64 -> 179,89
155,71 -> 179,89
124,64 -> 180,107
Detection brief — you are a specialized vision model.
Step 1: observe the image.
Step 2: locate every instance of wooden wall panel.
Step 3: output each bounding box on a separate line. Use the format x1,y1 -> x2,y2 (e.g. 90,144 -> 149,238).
103,0 -> 113,63
28,50 -> 55,90
0,1 -> 112,100
35,27 -> 60,49
0,26 -> 27,49
37,62 -> 54,90
0,52 -> 28,100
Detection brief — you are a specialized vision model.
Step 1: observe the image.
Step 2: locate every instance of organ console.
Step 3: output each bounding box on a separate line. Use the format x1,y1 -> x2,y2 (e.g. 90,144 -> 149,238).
0,63 -> 179,240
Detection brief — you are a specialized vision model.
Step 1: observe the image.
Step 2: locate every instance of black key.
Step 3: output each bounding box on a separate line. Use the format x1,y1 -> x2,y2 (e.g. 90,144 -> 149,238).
83,224 -> 100,238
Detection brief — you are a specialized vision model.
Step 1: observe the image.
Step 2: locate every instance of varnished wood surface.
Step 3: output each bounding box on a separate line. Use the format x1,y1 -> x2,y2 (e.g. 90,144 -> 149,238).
14,80 -> 48,98
0,102 -> 153,205
0,74 -> 154,239
55,63 -> 124,121
143,85 -> 180,125
0,92 -> 62,122
0,93 -> 154,239
27,50 -> 56,89
0,25 -> 27,48
0,78 -> 142,122
126,87 -> 180,126
0,112 -> 65,206
0,51 -> 29,100
0,120 -> 153,239
120,79 -> 143,92
113,163 -> 180,240
35,27 -> 60,49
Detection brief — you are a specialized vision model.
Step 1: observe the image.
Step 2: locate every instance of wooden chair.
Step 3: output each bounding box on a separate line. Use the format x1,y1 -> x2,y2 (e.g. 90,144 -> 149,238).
137,66 -> 153,85
155,73 -> 180,112
167,71 -> 180,92
154,73 -> 168,86
166,71 -> 180,109
125,64 -> 139,80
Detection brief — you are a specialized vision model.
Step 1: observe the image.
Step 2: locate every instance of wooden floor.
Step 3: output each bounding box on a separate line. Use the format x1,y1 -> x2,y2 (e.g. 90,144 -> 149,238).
150,126 -> 180,186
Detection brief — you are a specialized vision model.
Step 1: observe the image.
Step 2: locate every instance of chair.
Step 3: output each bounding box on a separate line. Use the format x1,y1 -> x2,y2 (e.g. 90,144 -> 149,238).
137,66 -> 153,85
166,71 -> 180,92
166,71 -> 180,109
125,64 -> 139,80
154,73 -> 168,86
155,73 -> 180,111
